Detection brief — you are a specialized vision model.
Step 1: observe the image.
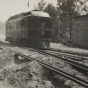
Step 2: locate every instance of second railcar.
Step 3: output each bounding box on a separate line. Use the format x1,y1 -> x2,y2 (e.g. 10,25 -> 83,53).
73,15 -> 88,48
5,10 -> 51,48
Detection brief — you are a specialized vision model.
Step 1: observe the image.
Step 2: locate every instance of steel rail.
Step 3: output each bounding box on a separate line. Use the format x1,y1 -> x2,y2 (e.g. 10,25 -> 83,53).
50,48 -> 88,58
28,48 -> 88,72
15,52 -> 88,88
48,49 -> 88,60
44,50 -> 84,61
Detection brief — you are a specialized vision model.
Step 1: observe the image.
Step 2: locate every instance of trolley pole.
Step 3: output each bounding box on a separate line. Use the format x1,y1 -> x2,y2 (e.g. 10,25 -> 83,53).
57,0 -> 61,43
27,0 -> 29,7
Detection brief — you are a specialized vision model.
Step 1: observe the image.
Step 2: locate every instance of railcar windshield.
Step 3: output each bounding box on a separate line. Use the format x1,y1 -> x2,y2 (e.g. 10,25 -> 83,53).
28,18 -> 51,29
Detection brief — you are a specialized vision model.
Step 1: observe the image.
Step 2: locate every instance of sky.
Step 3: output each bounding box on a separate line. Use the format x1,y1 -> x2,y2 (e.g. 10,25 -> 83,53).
0,0 -> 57,22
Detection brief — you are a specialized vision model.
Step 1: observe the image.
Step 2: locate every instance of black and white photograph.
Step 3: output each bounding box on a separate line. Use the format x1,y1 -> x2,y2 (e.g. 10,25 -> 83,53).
0,0 -> 88,88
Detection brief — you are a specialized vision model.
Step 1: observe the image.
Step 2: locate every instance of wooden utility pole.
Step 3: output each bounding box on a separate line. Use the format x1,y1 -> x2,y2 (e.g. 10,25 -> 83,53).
57,0 -> 61,42
69,7 -> 72,44
69,0 -> 73,44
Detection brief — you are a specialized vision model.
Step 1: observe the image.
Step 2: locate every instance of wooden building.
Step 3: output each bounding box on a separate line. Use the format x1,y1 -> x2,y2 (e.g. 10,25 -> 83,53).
73,15 -> 88,48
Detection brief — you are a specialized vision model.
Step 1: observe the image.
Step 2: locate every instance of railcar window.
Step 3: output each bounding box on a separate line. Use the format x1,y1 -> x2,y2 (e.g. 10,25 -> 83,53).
28,20 -> 38,28
46,20 -> 51,29
13,21 -> 16,30
37,19 -> 51,29
16,21 -> 20,30
16,21 -> 18,30
8,23 -> 12,30
19,21 -> 21,29
6,23 -> 9,30
28,18 -> 51,29
21,20 -> 25,28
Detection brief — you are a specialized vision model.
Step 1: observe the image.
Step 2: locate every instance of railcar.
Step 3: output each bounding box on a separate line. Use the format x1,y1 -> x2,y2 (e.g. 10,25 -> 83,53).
73,15 -> 88,48
5,10 -> 51,48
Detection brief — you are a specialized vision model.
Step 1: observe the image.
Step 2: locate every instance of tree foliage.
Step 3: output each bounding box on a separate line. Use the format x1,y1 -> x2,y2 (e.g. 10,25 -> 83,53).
57,0 -> 88,17
33,0 -> 46,11
44,3 -> 57,29
44,3 -> 57,17
44,4 -> 58,42
57,0 -> 88,43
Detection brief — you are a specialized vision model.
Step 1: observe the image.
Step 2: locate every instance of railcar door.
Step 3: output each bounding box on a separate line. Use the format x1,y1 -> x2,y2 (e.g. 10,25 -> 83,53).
73,26 -> 78,45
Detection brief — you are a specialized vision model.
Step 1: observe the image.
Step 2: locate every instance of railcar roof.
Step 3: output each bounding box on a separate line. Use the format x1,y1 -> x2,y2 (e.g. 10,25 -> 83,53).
8,10 -> 51,21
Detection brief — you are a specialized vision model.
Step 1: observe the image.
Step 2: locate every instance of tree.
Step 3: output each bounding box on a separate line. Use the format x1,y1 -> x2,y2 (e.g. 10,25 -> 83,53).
33,0 -> 46,11
44,3 -> 57,17
44,3 -> 58,42
57,0 -> 88,17
57,0 -> 88,44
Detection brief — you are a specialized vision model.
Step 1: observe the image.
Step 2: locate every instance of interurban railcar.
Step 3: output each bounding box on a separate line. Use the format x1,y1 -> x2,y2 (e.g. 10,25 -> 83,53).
5,10 -> 51,48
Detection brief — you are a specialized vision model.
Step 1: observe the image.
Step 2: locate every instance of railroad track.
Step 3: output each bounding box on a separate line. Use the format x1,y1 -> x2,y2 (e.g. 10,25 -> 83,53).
17,46 -> 88,61
14,52 -> 88,88
49,48 -> 88,59
43,49 -> 84,61
46,48 -> 88,61
28,48 -> 88,72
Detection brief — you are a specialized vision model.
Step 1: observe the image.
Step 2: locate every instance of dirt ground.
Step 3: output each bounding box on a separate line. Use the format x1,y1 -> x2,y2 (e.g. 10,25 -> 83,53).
50,43 -> 88,54
0,42 -> 87,88
0,43 -> 55,88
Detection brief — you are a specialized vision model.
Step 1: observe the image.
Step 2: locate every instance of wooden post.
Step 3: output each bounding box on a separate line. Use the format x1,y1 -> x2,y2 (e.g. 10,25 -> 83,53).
69,11 -> 72,44
69,0 -> 73,44
57,0 -> 61,43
